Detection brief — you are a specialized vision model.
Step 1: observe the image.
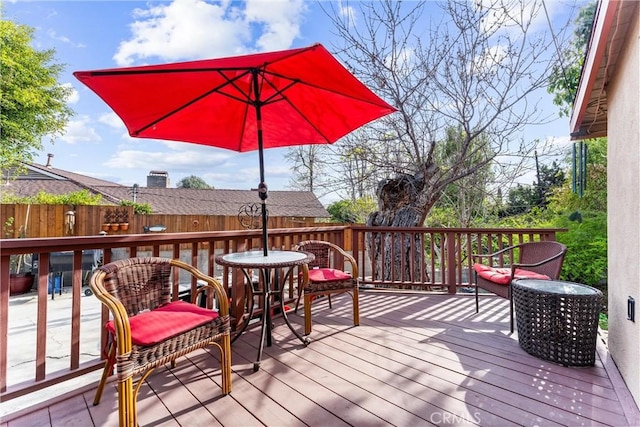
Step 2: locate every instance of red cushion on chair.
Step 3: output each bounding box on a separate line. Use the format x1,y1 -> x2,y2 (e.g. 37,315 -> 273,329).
308,268 -> 352,282
473,263 -> 550,285
105,300 -> 219,346
473,263 -> 494,273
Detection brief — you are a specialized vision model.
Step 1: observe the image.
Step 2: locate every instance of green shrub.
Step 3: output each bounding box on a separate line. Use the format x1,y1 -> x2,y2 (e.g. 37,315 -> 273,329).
327,197 -> 376,223
0,189 -> 102,205
553,211 -> 607,287
119,200 -> 153,215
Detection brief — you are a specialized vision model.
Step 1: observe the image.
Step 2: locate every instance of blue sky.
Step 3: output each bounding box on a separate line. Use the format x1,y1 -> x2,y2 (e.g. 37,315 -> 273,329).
5,0 -> 582,202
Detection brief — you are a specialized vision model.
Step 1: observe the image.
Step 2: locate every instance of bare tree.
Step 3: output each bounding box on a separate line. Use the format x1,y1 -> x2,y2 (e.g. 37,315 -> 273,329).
321,0 -> 570,280
284,145 -> 328,193
325,128 -> 386,200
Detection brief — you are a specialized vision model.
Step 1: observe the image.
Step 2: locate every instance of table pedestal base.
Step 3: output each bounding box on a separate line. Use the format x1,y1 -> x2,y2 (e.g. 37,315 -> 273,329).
231,264 -> 309,371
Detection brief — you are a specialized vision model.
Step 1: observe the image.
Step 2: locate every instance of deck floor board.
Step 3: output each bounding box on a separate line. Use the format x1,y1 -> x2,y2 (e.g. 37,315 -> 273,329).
4,291 -> 639,427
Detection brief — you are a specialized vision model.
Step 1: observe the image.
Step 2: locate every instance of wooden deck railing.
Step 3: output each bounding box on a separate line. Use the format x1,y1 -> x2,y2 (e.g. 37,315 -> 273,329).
351,226 -> 565,293
0,225 -> 565,403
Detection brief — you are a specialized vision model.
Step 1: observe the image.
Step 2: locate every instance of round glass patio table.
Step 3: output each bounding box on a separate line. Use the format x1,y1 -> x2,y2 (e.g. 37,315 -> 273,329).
512,279 -> 603,366
215,250 -> 314,371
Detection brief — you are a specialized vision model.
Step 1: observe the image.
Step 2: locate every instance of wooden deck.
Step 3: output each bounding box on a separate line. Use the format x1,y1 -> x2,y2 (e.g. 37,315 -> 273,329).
3,291 -> 639,426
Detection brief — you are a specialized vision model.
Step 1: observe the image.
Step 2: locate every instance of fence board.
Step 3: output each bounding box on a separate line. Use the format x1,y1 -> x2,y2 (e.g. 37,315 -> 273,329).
1,204 -> 320,239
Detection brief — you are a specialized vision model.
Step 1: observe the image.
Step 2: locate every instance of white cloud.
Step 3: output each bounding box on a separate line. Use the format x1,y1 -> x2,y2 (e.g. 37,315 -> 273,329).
63,83 -> 79,104
244,0 -> 306,51
476,0 -> 558,36
113,0 -> 307,66
472,45 -> 507,74
98,112 -> 125,129
114,0 -> 250,66
58,116 -> 102,144
104,145 -> 232,172
46,28 -> 70,43
339,4 -> 356,27
545,135 -> 571,149
46,28 -> 86,48
384,47 -> 415,77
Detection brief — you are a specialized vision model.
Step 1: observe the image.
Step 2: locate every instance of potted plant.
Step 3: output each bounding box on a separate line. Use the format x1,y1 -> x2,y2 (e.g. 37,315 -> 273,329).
104,208 -> 120,231
4,216 -> 35,295
119,209 -> 129,231
9,254 -> 35,295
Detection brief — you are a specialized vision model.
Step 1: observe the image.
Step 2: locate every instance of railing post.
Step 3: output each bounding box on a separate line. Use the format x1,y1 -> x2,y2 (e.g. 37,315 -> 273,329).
446,230 -> 457,294
0,254 -> 9,392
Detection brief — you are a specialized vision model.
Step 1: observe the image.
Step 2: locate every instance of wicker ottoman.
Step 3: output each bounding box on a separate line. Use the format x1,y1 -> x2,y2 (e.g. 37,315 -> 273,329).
512,279 -> 603,366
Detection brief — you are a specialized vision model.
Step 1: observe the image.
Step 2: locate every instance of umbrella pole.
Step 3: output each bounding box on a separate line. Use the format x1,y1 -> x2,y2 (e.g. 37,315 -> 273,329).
253,70 -> 269,257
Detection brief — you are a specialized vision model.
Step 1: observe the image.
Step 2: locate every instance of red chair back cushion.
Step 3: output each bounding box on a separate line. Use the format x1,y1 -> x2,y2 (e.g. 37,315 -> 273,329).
308,268 -> 352,283
473,263 -> 550,285
105,300 -> 219,346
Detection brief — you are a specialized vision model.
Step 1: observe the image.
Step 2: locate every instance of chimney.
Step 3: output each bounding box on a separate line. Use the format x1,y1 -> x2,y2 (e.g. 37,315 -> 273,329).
147,170 -> 170,188
45,153 -> 54,168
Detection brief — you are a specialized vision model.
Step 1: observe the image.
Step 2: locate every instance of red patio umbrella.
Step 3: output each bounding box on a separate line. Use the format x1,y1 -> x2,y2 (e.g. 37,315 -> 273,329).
74,43 -> 396,255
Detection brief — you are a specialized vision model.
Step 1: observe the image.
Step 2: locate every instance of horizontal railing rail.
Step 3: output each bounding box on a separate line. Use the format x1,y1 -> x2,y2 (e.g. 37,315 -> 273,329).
1,225 -> 566,403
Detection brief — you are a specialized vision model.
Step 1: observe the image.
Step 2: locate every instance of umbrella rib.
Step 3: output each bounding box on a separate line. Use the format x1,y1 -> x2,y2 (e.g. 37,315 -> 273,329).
260,78 -> 299,106
216,68 -> 298,107
132,69 -> 253,136
258,70 -> 392,143
257,75 -> 336,142
214,69 -> 298,107
217,71 -> 259,106
261,69 -> 393,108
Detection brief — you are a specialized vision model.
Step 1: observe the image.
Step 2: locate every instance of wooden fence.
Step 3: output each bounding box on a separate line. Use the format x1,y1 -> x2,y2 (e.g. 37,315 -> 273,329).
1,204 -> 318,238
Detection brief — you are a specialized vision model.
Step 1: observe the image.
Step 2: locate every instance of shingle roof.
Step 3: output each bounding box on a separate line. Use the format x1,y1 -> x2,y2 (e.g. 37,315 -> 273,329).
1,180 -> 93,198
3,162 -> 329,218
96,186 -> 329,217
21,163 -> 125,188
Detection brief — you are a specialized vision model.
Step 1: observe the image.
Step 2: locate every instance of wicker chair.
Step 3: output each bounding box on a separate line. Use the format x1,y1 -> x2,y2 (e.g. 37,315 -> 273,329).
473,241 -> 567,333
89,257 -> 232,427
293,240 -> 360,336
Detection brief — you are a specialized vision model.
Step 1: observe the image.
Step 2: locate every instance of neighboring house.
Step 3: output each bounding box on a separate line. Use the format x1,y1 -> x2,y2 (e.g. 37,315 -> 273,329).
2,160 -> 123,204
570,0 -> 639,408
2,161 -> 329,220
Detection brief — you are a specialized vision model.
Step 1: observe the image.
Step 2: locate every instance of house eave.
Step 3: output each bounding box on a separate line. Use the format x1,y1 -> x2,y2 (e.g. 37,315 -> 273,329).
569,0 -> 628,140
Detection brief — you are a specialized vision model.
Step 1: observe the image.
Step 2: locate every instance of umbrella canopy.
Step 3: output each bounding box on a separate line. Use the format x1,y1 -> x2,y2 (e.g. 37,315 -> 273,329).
74,43 -> 396,254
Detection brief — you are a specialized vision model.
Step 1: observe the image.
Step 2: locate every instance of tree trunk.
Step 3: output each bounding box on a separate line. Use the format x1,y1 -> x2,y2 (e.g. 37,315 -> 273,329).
366,165 -> 439,282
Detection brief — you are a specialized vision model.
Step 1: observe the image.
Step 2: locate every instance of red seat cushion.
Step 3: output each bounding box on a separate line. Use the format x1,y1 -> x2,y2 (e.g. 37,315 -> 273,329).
473,263 -> 550,285
308,268 -> 352,283
105,300 -> 219,346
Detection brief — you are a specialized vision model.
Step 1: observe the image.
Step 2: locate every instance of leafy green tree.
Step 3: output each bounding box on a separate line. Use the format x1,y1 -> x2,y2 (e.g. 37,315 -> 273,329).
327,197 -> 376,224
429,126 -> 494,227
327,200 -> 357,223
550,138 -> 607,212
0,18 -> 73,174
547,2 -> 596,116
176,175 -> 212,189
499,160 -> 565,216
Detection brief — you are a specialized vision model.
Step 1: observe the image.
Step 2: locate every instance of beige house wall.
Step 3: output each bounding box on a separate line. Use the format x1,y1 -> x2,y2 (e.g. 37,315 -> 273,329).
606,6 -> 640,406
